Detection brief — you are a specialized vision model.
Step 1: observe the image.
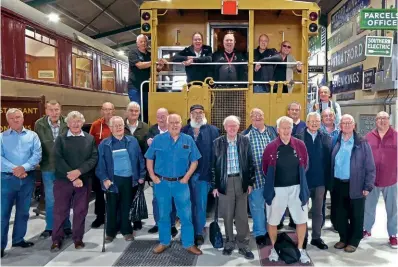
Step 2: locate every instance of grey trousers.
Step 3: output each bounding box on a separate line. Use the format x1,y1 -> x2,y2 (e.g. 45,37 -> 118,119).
219,175 -> 250,250
309,186 -> 325,240
364,184 -> 397,237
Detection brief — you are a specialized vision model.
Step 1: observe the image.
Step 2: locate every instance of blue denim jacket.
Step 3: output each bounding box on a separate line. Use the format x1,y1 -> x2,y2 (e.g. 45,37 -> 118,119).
96,135 -> 146,193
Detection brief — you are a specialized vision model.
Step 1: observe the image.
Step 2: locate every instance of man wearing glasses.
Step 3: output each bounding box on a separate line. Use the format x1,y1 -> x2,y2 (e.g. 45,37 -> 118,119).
296,112 -> 331,250
331,114 -> 375,253
181,104 -> 219,246
89,102 -> 115,228
272,41 -> 302,93
364,111 -> 397,248
320,108 -> 340,147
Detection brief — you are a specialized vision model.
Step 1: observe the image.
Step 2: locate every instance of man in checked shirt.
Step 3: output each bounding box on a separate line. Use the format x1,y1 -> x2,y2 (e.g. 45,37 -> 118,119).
244,108 -> 277,246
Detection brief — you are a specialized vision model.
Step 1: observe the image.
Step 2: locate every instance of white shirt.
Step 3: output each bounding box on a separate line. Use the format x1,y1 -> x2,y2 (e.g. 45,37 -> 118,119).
158,125 -> 168,134
67,130 -> 84,137
194,50 -> 201,58
127,119 -> 139,135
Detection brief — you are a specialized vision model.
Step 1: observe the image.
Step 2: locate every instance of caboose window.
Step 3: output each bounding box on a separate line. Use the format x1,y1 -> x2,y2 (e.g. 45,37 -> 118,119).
25,27 -> 58,83
72,46 -> 93,89
101,57 -> 116,92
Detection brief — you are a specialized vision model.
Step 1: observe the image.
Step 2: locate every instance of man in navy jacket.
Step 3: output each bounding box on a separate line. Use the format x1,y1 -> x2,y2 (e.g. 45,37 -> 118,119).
181,104 -> 219,246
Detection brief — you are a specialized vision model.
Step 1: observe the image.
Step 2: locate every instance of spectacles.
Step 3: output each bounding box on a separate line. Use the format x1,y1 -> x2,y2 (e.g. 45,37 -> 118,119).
376,117 -> 389,121
168,121 -> 181,125
289,109 -> 300,112
283,44 -> 292,49
341,122 -> 353,126
322,114 -> 334,118
102,108 -> 114,112
308,121 -> 320,124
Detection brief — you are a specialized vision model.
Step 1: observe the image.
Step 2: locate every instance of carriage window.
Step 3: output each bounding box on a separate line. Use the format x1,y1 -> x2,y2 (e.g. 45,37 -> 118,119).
101,57 -> 116,92
25,27 -> 58,82
72,46 -> 93,89
122,64 -> 129,93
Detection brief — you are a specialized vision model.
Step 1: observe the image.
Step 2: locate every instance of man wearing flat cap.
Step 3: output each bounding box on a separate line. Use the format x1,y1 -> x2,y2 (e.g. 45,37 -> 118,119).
182,104 -> 219,246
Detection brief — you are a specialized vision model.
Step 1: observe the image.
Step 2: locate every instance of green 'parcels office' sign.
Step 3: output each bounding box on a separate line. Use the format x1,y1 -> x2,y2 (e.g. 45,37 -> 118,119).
360,9 -> 398,30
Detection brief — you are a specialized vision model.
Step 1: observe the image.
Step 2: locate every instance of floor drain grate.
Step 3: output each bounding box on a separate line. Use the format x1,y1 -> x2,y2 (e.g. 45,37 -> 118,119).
113,240 -> 197,266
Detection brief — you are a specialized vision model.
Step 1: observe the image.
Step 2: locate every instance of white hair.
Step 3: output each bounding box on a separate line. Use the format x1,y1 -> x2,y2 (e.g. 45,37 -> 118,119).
65,111 -> 85,124
166,114 -> 182,123
319,86 -> 331,95
157,107 -> 169,115
109,116 -> 125,127
306,112 -> 321,122
341,114 -> 355,124
223,115 -> 240,126
376,111 -> 390,118
276,116 -> 293,129
126,101 -> 141,111
6,108 -> 23,119
288,102 -> 301,110
137,34 -> 149,42
321,107 -> 335,116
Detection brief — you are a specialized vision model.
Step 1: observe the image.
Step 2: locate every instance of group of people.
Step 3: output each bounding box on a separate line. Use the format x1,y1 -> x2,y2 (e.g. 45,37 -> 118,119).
127,31 -> 302,121
1,92 -> 397,262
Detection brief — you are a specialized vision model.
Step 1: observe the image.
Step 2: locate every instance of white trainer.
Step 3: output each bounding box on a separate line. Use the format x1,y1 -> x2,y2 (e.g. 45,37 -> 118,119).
268,247 -> 279,262
299,249 -> 310,264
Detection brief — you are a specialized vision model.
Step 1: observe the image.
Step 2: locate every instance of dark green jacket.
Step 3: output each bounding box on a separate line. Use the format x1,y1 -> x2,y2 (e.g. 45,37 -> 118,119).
124,120 -> 149,154
34,115 -> 68,171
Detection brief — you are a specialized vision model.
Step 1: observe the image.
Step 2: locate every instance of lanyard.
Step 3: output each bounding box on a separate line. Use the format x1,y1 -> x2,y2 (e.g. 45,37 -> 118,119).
224,52 -> 235,64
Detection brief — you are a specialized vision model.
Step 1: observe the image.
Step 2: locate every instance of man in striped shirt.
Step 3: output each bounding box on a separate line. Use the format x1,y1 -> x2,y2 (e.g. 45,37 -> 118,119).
245,108 -> 277,246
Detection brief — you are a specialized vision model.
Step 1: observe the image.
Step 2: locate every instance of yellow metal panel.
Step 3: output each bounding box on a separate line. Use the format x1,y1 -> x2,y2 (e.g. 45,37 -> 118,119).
141,0 -> 320,12
148,91 -> 188,126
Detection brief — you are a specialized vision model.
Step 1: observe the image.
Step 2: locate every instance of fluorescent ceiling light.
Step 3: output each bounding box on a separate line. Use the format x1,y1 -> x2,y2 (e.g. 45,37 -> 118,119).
48,13 -> 60,23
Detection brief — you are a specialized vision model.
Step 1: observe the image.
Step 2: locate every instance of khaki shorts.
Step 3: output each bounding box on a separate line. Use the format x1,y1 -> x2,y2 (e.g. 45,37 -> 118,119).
266,184 -> 308,226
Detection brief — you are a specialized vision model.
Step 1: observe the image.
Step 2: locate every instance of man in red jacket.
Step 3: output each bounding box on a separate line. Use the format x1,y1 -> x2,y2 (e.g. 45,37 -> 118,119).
364,111 -> 397,248
89,102 -> 114,228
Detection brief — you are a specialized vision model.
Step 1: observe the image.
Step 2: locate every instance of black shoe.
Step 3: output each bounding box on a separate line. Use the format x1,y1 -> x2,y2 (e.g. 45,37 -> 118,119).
40,230 -> 52,239
91,217 -> 104,228
50,242 -> 62,252
12,240 -> 34,248
195,235 -> 204,246
1,249 -> 4,258
311,238 -> 328,250
255,235 -> 267,246
277,222 -> 284,230
239,248 -> 254,260
148,226 -> 158,234
171,226 -> 178,237
133,221 -> 142,231
64,228 -> 72,238
222,247 -> 233,255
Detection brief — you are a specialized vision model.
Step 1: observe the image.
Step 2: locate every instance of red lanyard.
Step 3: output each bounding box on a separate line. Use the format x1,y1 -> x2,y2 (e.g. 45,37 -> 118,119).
224,52 -> 235,64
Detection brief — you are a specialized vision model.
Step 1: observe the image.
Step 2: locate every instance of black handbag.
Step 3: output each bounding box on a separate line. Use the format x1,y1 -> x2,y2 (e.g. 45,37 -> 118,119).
129,184 -> 148,222
274,232 -> 300,264
209,197 -> 224,249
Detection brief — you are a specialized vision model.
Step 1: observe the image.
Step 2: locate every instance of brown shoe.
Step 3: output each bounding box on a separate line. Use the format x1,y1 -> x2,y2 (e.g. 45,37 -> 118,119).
186,245 -> 202,255
105,236 -> 114,243
124,234 -> 134,241
74,241 -> 85,249
334,241 -> 346,249
153,244 -> 169,254
344,245 -> 357,253
50,242 -> 61,252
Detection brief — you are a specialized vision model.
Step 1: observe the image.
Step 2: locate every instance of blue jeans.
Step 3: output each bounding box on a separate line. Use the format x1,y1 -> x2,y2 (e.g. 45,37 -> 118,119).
188,173 -> 210,236
248,188 -> 267,237
153,194 -> 177,227
128,86 -> 148,122
1,172 -> 35,249
42,171 -> 71,231
154,180 -> 194,248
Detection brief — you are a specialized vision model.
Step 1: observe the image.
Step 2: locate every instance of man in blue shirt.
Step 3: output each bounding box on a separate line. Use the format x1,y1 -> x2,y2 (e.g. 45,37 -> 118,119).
145,114 -> 202,255
1,108 -> 42,258
181,104 -> 219,246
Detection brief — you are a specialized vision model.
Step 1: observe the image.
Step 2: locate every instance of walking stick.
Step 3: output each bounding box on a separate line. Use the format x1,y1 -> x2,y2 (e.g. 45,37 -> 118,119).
102,189 -> 109,252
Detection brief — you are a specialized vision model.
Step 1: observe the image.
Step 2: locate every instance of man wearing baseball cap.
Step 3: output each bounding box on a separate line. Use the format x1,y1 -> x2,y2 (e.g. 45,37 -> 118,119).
182,104 -> 220,246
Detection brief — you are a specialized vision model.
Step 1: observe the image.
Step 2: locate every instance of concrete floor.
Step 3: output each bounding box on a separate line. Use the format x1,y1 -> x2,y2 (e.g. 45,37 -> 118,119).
1,187 -> 397,266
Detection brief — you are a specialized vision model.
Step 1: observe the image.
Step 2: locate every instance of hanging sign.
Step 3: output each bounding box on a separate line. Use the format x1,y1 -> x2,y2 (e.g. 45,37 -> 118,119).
360,9 -> 398,30
331,0 -> 370,33
332,64 -> 363,93
330,35 -> 366,72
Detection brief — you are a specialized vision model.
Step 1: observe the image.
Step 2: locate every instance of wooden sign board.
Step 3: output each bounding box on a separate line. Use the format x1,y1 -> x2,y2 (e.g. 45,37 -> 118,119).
1,95 -> 45,132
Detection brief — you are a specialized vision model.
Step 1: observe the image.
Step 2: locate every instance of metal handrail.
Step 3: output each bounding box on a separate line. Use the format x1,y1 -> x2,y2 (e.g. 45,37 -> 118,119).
157,61 -> 301,65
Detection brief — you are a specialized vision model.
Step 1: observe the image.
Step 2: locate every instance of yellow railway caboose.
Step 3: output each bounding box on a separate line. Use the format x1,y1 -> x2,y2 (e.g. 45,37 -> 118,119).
140,0 -> 320,130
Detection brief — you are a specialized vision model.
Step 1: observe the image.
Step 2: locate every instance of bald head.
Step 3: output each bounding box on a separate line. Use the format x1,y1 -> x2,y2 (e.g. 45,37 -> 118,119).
101,102 -> 115,122
376,111 -> 390,132
156,108 -> 169,129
